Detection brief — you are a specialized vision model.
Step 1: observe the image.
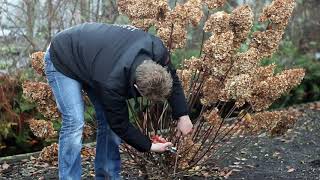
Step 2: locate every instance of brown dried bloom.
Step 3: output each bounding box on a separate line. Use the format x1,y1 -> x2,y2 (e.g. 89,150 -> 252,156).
250,68 -> 305,111
243,110 -> 298,136
183,56 -> 204,71
230,5 -> 254,49
28,119 -> 57,138
250,30 -> 283,58
177,69 -> 192,95
135,60 -> 173,101
83,124 -> 94,140
231,48 -> 260,76
270,111 -> 299,136
31,51 -> 45,76
253,64 -> 276,81
38,143 -> 59,164
203,31 -> 234,61
156,0 -> 203,49
184,0 -> 204,27
118,0 -> 168,19
224,74 -> 253,107
204,11 -> 230,34
179,135 -> 201,169
22,81 -> 60,119
203,108 -> 222,126
81,146 -> 96,159
259,0 -> 295,31
38,143 -> 95,165
156,21 -> 187,49
201,77 -> 222,105
202,0 -> 227,9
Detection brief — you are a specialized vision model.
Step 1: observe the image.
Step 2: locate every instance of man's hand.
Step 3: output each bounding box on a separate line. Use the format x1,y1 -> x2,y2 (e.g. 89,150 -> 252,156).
176,115 -> 193,136
150,142 -> 173,152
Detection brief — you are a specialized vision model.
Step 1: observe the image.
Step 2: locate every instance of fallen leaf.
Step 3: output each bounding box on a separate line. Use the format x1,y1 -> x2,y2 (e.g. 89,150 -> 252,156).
287,168 -> 295,172
2,162 -> 10,170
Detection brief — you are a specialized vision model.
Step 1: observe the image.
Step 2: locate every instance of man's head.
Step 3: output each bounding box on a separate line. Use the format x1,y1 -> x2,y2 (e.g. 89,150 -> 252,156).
135,60 -> 173,101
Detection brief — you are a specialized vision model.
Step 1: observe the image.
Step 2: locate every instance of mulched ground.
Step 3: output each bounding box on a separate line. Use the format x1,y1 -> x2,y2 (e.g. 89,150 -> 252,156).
220,108 -> 320,180
0,107 -> 319,180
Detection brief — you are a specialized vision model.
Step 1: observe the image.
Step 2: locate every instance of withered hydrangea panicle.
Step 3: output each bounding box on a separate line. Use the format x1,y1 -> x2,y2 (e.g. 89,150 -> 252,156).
224,74 -> 253,107
31,51 -> 45,76
183,56 -> 204,71
203,107 -> 221,126
242,110 -> 298,136
156,21 -> 187,49
22,81 -> 60,119
201,77 -> 223,105
179,135 -> 201,169
28,119 -> 57,138
202,0 -> 227,9
177,69 -> 192,95
203,31 -> 234,61
229,5 -> 254,49
230,47 -> 260,76
259,0 -> 295,31
250,30 -> 284,58
118,0 -> 168,30
204,11 -> 230,34
38,143 -> 59,164
249,68 -> 305,111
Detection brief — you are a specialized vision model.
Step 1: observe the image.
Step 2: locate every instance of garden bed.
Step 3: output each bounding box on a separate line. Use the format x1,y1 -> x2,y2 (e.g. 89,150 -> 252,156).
0,107 -> 319,179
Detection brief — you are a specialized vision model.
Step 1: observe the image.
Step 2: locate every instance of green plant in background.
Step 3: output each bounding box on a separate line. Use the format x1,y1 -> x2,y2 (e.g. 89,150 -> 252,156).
0,74 -> 40,156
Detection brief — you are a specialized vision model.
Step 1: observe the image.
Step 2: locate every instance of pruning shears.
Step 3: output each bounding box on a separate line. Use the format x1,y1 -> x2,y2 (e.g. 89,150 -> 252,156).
151,135 -> 177,153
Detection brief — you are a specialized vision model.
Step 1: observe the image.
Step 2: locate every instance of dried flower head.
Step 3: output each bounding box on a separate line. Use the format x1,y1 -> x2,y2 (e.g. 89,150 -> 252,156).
22,81 -> 60,119
253,64 -> 276,81
179,135 -> 201,169
203,108 -> 221,126
201,77 -> 222,105
184,0 -> 204,27
81,146 -> 96,159
184,56 -> 204,71
38,143 -> 59,164
250,30 -> 283,58
83,124 -> 94,140
204,11 -> 230,34
156,21 -> 187,49
224,74 -> 253,107
259,0 -> 295,31
243,110 -> 299,136
230,5 -> 254,49
202,0 -> 227,9
177,69 -> 193,95
118,0 -> 168,20
203,31 -> 234,61
250,69 -> 305,111
28,119 -> 57,138
31,52 -> 45,76
231,48 -> 260,75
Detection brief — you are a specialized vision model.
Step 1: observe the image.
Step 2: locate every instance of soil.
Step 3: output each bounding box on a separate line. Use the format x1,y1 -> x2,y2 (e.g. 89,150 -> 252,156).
0,108 -> 319,180
220,109 -> 320,180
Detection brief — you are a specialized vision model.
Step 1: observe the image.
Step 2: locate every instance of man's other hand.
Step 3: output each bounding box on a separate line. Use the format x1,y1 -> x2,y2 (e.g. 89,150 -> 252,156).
150,142 -> 173,152
176,115 -> 193,136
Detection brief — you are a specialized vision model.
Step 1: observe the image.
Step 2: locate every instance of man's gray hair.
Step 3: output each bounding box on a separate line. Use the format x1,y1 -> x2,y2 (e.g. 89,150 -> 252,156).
135,60 -> 173,101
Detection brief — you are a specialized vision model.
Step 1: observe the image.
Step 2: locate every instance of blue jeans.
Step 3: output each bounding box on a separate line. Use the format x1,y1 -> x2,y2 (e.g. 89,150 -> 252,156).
44,47 -> 121,180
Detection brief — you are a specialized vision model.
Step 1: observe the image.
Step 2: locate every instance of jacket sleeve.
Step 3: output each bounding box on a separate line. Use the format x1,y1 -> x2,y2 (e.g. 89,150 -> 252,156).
99,88 -> 152,152
166,61 -> 189,119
